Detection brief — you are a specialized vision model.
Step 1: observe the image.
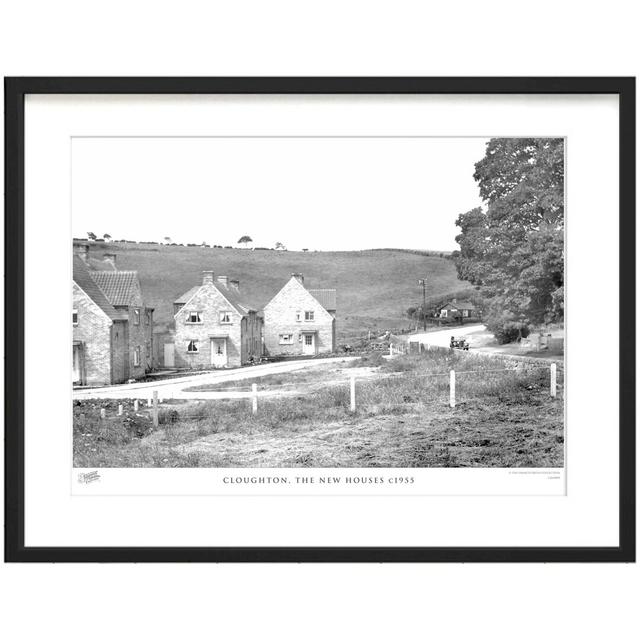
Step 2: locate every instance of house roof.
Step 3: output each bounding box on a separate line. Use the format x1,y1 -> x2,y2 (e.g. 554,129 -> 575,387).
73,256 -> 127,321
309,289 -> 337,311
174,282 -> 257,316
89,270 -> 141,306
439,299 -> 476,311
217,282 -> 257,314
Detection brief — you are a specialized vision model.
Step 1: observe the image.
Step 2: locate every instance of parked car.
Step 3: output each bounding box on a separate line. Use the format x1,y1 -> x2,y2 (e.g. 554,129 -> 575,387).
450,336 -> 469,350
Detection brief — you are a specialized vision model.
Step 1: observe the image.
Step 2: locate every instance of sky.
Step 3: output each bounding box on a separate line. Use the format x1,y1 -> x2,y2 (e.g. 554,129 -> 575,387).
71,137 -> 489,252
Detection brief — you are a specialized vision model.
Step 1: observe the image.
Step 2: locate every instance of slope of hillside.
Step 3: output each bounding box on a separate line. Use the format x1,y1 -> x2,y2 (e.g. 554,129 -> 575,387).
93,243 -> 474,342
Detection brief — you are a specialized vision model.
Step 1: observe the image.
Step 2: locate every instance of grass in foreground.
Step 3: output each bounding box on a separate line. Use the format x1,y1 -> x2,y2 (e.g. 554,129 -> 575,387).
74,352 -> 563,468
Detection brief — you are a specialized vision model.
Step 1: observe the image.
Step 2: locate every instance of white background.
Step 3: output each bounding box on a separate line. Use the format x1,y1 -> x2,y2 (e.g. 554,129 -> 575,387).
1,2 -> 638,639
27,94 -> 607,545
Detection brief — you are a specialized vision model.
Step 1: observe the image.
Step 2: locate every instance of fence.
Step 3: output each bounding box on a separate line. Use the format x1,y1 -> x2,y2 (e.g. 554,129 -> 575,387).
86,355 -> 563,422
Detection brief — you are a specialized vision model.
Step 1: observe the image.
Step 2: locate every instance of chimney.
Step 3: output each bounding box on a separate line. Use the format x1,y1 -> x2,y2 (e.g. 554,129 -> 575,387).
291,273 -> 304,285
452,298 -> 457,304
202,271 -> 214,285
103,253 -> 116,267
216,275 -> 229,288
229,279 -> 240,292
73,241 -> 89,263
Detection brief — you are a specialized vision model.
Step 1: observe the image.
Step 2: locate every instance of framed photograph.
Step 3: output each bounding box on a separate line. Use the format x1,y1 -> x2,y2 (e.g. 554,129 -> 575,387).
5,77 -> 635,562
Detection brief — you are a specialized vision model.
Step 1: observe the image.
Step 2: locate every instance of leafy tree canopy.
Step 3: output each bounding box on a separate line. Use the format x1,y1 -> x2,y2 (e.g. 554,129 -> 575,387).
237,235 -> 253,244
453,138 -> 564,341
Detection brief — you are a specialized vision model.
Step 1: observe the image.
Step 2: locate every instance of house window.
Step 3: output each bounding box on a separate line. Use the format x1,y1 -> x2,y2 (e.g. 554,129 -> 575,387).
219,311 -> 232,324
304,334 -> 313,346
462,309 -> 469,317
187,311 -> 202,323
295,311 -> 302,322
146,342 -> 151,358
304,311 -> 315,321
145,310 -> 150,325
134,346 -> 141,366
133,308 -> 140,325
187,340 -> 199,353
72,309 -> 78,325
279,334 -> 294,345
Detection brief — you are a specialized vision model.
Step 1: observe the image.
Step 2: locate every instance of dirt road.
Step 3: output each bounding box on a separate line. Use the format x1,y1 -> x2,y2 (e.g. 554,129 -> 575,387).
408,323 -> 487,348
408,323 -> 563,361
72,356 -> 358,401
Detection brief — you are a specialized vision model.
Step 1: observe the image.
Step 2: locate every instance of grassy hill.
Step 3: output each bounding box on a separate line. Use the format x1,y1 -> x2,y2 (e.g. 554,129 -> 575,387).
94,243 -> 474,343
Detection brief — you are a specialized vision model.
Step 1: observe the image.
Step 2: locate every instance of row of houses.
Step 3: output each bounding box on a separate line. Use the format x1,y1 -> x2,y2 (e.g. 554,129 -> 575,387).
72,243 -> 337,386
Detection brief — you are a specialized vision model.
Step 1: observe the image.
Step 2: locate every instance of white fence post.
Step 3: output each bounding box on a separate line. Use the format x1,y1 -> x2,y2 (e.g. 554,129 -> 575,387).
449,370 -> 456,408
118,404 -> 123,416
100,408 -> 106,420
152,390 -> 159,428
134,399 -> 139,412
252,383 -> 258,414
350,374 -> 356,412
550,363 -> 557,398
389,343 -> 393,356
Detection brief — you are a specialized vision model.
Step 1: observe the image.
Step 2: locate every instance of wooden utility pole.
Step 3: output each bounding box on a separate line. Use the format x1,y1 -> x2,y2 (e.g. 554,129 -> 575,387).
418,278 -> 427,331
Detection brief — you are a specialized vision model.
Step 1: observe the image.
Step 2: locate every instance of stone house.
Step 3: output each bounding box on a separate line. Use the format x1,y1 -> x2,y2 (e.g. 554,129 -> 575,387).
172,271 -> 262,369
89,268 -> 154,379
263,273 -> 336,357
73,255 -> 129,386
73,242 -> 154,386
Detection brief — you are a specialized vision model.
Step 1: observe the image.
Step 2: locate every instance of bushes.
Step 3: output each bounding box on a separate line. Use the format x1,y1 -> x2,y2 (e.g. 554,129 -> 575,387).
485,310 -> 531,344
489,320 -> 531,344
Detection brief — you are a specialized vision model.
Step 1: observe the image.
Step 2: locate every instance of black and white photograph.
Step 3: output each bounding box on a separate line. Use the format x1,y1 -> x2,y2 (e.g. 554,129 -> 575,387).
71,135 -> 565,471
6,76 -> 633,565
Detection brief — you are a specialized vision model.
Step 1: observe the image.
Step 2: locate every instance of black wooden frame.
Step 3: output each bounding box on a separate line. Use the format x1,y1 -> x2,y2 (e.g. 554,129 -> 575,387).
4,77 -> 635,562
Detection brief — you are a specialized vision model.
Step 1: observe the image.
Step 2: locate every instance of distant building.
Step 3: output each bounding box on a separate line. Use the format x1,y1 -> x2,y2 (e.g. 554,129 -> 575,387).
437,299 -> 480,320
172,271 -> 262,368
263,273 -> 336,356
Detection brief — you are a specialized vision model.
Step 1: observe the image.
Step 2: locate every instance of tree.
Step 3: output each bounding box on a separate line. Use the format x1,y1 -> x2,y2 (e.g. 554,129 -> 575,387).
237,235 -> 253,246
275,241 -> 286,250
103,233 -> 111,241
163,236 -> 172,244
453,138 -> 564,342
87,231 -> 97,241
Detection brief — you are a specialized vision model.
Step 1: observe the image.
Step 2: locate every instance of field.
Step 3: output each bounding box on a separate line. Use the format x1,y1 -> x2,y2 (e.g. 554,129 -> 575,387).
74,350 -> 564,468
89,242 -> 473,342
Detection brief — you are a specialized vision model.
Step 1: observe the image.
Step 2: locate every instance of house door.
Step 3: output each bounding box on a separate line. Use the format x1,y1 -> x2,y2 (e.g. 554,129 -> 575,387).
164,343 -> 175,367
211,338 -> 228,367
302,333 -> 316,355
72,344 -> 82,384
